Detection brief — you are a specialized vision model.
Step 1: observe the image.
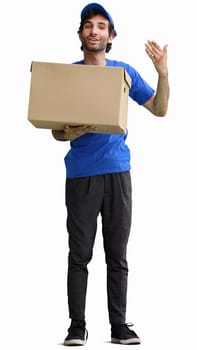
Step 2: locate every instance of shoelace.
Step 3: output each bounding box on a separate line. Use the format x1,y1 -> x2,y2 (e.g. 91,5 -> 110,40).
121,323 -> 135,335
69,322 -> 88,340
124,323 -> 134,327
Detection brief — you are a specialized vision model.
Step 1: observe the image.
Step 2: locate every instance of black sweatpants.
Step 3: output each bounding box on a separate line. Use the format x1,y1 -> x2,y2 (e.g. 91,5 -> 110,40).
65,171 -> 132,324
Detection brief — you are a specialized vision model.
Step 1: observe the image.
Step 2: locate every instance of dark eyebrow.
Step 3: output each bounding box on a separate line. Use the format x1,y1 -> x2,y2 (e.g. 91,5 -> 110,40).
84,20 -> 108,26
97,22 -> 108,26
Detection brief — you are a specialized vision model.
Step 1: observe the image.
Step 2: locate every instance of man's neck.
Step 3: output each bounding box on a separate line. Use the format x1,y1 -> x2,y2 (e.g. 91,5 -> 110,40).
83,51 -> 106,66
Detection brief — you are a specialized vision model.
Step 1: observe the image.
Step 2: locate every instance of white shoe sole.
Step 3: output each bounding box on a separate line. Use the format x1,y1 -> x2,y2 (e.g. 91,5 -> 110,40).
63,338 -> 86,346
111,337 -> 141,345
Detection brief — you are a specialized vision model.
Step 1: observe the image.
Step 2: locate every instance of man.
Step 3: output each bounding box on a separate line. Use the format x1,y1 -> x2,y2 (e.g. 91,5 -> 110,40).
52,2 -> 169,346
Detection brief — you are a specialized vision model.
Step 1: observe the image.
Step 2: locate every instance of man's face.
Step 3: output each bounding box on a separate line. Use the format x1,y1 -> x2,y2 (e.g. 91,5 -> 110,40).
79,14 -> 114,53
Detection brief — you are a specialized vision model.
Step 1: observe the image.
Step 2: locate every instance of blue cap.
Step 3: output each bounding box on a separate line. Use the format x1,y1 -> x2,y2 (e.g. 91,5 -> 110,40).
81,3 -> 114,25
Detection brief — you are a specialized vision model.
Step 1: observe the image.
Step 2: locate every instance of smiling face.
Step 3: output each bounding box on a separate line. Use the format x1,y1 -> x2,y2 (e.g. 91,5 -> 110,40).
79,14 -> 115,53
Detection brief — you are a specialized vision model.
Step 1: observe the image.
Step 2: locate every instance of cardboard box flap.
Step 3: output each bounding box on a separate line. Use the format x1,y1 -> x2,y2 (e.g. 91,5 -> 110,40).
124,70 -> 132,89
30,61 -> 34,72
30,61 -> 44,72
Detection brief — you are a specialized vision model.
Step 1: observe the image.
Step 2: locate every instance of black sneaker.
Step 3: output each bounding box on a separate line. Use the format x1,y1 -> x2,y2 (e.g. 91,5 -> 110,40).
63,320 -> 88,346
111,323 -> 141,345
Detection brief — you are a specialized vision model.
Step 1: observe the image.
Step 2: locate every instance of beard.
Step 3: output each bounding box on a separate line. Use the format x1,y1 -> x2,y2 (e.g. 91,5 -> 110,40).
81,37 -> 108,53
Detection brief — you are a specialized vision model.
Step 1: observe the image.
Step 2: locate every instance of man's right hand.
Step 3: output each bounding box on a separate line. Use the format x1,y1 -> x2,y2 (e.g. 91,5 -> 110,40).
52,125 -> 97,141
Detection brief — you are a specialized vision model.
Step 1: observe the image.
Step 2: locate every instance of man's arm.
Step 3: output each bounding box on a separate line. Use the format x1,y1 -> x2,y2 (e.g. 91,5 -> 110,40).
143,40 -> 170,117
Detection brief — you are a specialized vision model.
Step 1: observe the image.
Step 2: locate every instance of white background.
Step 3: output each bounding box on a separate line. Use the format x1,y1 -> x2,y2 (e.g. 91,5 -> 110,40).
1,0 -> 196,349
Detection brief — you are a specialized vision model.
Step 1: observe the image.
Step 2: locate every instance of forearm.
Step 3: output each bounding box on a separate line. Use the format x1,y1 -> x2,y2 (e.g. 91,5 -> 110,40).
153,71 -> 170,116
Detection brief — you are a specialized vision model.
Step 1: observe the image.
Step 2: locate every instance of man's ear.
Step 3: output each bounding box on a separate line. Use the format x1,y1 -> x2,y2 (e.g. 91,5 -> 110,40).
108,33 -> 115,44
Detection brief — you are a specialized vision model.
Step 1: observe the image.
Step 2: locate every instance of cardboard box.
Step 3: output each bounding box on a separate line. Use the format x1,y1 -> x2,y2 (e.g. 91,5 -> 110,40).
27,62 -> 131,134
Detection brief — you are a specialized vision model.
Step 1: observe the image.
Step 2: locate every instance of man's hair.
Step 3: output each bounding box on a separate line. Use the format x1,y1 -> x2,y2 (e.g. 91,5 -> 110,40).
77,9 -> 117,53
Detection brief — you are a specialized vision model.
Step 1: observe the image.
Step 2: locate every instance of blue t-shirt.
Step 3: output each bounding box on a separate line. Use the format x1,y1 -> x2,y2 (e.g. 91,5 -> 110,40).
64,59 -> 155,178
